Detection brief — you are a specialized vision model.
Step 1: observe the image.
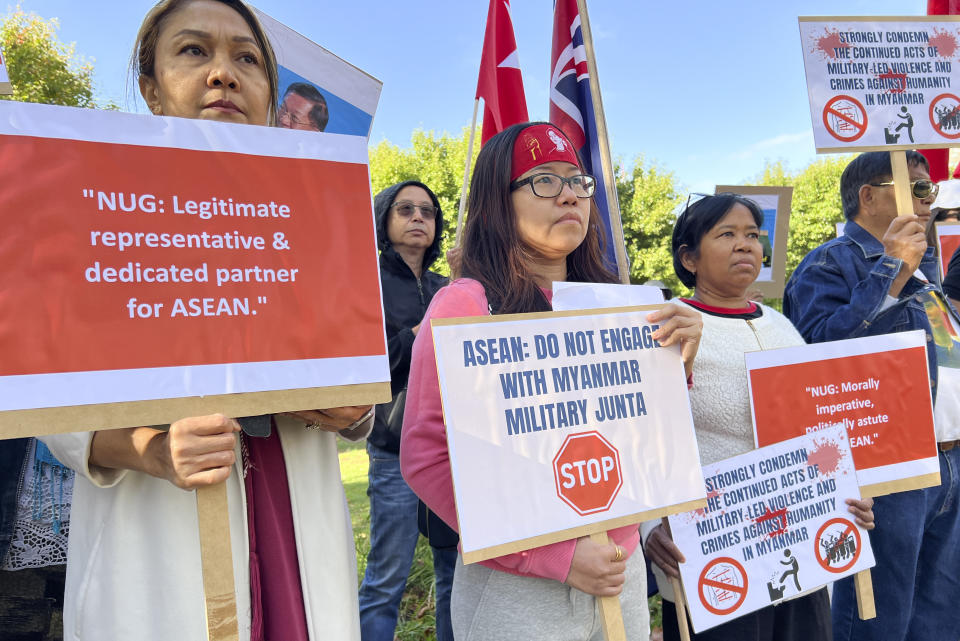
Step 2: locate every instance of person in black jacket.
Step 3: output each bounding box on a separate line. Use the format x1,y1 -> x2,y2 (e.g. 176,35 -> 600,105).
359,180 -> 457,641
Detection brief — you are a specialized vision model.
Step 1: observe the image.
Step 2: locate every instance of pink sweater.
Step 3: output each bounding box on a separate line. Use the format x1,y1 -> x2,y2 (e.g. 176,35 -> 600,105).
399,278 -> 640,582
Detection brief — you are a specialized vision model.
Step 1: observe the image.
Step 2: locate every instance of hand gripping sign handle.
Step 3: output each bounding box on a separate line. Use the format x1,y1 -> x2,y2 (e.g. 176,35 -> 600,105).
589,531 -> 627,641
197,482 -> 239,641
663,517 -> 692,641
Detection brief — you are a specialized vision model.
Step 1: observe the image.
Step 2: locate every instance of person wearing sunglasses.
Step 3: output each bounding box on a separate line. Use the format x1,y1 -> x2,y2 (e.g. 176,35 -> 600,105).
400,122 -> 702,640
359,180 -> 457,641
784,151 -> 960,641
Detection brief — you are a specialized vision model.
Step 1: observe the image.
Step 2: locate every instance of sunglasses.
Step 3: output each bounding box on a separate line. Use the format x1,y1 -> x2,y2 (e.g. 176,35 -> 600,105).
868,179 -> 939,200
392,201 -> 438,220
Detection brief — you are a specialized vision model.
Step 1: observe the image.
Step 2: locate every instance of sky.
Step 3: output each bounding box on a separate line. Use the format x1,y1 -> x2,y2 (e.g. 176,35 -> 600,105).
17,0 -> 932,193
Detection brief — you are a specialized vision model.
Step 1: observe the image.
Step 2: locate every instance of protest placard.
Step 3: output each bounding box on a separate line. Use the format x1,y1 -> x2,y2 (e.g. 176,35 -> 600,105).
936,221 -> 960,276
253,8 -> 381,138
0,47 -> 11,95
747,331 -> 939,496
431,306 -> 706,563
800,16 -> 960,152
715,186 -> 792,299
669,424 -> 875,633
0,100 -> 391,437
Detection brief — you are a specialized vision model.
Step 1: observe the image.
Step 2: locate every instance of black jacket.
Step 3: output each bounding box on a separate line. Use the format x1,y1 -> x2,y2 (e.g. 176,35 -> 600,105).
370,181 -> 447,453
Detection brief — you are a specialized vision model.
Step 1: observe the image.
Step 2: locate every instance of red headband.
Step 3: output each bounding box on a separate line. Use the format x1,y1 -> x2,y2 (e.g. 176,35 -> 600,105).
511,124 -> 580,181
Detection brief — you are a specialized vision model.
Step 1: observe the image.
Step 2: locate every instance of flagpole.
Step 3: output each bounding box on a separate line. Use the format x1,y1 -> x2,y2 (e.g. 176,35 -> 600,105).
575,0 -> 630,285
455,99 -> 480,248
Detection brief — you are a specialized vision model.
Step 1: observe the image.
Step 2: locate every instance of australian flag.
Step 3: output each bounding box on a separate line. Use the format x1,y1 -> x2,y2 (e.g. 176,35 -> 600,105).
550,0 -> 622,274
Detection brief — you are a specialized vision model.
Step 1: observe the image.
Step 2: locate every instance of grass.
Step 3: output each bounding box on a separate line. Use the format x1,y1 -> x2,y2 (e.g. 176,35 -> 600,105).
338,440 -> 663,640
339,439 -> 442,641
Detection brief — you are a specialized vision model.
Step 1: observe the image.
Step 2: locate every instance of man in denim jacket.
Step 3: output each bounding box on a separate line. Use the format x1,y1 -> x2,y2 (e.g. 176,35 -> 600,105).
784,151 -> 960,641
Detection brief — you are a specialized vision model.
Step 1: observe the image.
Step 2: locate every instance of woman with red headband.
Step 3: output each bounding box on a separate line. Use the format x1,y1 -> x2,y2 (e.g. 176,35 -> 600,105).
400,122 -> 703,640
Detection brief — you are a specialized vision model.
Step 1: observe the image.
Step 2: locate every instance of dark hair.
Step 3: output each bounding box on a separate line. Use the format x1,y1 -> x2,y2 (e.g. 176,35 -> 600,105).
672,193 -> 765,288
284,82 -> 329,131
459,121 -> 616,314
132,0 -> 279,124
840,150 -> 930,221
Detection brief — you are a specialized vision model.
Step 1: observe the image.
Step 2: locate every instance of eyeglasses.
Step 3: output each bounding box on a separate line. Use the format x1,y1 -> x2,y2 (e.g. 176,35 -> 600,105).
277,104 -> 309,127
868,179 -> 939,200
392,201 -> 438,220
510,173 -> 597,198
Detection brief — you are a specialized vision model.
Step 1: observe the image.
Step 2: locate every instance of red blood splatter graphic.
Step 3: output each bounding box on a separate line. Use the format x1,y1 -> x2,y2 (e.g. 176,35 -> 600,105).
754,506 -> 788,538
930,29 -> 958,58
808,440 -> 842,476
878,71 -> 907,94
693,489 -> 721,519
814,29 -> 850,59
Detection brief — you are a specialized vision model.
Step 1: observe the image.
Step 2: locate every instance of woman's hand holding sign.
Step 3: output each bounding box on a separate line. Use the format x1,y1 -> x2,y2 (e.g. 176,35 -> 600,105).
566,535 -> 628,597
646,303 -> 703,379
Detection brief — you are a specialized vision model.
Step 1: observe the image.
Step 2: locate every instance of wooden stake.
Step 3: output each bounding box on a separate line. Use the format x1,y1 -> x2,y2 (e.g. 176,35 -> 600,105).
197,482 -> 239,641
851,490 -> 877,621
854,568 -> 877,620
890,150 -> 914,217
454,99 -> 480,248
574,0 -> 631,285
589,531 -> 627,641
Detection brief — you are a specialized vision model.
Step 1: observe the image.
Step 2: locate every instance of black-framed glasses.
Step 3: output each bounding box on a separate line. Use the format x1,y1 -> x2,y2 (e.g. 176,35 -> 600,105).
868,179 -> 939,200
510,173 -> 597,198
392,201 -> 438,220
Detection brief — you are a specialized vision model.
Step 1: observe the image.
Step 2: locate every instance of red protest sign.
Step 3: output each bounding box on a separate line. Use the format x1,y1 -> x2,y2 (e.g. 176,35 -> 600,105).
747,332 -> 939,495
0,102 -> 390,436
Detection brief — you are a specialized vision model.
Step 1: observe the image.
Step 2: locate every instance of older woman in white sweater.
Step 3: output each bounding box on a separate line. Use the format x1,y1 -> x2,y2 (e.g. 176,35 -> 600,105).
643,193 -> 875,641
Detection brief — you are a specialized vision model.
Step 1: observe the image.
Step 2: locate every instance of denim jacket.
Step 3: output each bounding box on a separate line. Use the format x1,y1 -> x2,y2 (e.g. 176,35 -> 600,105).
784,220 -> 942,398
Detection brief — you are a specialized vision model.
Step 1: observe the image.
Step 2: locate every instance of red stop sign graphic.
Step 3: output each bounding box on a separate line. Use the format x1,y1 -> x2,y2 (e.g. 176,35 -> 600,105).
552,431 -> 623,515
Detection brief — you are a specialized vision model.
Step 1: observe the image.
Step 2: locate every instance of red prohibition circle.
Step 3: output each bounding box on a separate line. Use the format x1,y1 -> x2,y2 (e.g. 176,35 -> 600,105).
815,517 -> 862,574
697,556 -> 749,616
822,95 -> 868,142
929,93 -> 960,140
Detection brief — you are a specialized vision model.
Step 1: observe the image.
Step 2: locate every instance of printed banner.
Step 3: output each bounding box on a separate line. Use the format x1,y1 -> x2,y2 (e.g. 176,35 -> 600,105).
800,16 -> 960,152
0,101 -> 389,431
747,331 -> 938,493
254,8 -> 381,137
432,307 -> 706,563
670,425 -> 875,633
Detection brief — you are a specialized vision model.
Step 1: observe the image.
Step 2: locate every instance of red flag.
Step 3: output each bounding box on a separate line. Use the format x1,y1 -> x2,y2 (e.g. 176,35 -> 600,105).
475,0 -> 528,144
925,0 -> 960,179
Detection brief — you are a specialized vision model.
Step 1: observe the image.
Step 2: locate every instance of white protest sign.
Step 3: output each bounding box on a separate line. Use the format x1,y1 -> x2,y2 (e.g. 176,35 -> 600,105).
800,17 -> 960,152
670,425 -> 875,633
551,282 -> 664,310
0,46 -> 11,95
432,307 -> 705,563
253,8 -> 381,138
747,331 -> 939,495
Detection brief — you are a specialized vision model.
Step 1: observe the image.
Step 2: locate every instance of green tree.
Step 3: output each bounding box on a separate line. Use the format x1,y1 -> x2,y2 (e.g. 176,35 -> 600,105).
0,7 -> 106,108
755,156 -> 852,279
617,155 -> 687,294
369,129 -> 479,276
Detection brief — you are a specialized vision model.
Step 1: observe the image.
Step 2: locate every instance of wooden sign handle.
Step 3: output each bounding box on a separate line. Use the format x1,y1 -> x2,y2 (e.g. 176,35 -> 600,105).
589,531 -> 627,641
851,491 -> 877,620
197,482 -> 239,641
890,150 -> 915,217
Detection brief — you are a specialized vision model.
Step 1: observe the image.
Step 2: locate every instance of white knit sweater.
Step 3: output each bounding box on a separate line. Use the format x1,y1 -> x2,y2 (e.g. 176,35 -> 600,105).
684,300 -> 806,465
